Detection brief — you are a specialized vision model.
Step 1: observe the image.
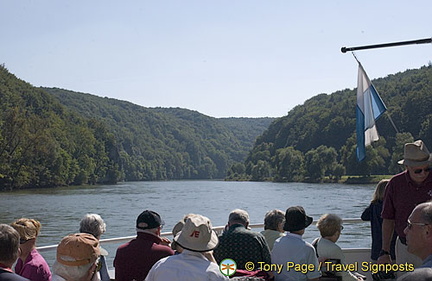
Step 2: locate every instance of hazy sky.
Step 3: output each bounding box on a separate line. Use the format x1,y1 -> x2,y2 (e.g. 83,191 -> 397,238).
2,1 -> 431,118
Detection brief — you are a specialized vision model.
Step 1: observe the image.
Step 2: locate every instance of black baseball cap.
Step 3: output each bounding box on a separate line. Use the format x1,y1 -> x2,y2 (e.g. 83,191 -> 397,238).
136,210 -> 164,230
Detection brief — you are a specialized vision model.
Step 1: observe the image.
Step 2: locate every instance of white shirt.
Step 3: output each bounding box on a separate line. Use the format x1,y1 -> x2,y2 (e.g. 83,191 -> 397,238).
271,232 -> 321,281
315,237 -> 359,281
145,250 -> 228,281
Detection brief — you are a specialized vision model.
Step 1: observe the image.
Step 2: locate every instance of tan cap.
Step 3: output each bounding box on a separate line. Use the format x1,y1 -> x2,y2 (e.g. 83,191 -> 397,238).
57,233 -> 100,266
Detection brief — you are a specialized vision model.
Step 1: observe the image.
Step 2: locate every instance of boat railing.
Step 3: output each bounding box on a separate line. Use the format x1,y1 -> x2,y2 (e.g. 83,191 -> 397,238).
37,218 -> 366,253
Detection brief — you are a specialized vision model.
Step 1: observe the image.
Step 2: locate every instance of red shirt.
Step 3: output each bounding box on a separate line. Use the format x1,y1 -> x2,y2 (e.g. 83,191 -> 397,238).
382,170 -> 432,238
113,232 -> 174,281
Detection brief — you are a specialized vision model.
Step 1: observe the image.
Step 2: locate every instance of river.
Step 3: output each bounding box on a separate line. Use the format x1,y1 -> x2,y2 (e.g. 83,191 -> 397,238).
0,180 -> 376,267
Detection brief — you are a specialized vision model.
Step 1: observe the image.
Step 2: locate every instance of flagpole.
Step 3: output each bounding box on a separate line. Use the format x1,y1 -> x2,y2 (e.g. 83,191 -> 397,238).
341,38 -> 432,53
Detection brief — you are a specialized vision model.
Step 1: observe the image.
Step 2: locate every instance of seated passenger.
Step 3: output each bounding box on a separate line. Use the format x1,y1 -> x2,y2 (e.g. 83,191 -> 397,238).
271,206 -> 320,281
170,213 -> 198,254
260,209 -> 285,251
397,267 -> 432,281
213,209 -> 271,270
145,214 -> 228,281
113,210 -> 174,281
79,214 -> 110,281
314,214 -> 364,281
52,233 -> 101,281
0,224 -> 30,281
10,218 -> 52,281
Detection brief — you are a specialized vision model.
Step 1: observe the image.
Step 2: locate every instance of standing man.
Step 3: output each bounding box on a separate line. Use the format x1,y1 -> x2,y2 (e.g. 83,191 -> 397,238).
114,210 -> 174,281
378,140 -> 432,268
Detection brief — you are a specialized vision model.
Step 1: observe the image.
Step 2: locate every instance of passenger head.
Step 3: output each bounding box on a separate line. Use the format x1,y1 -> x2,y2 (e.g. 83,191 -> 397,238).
283,206 -> 313,235
397,267 -> 432,281
10,218 -> 41,241
264,209 -> 285,232
404,201 -> 432,260
398,140 -> 432,185
10,218 -> 41,258
79,213 -> 106,240
171,213 -> 198,252
228,209 -> 250,228
371,179 -> 389,203
174,214 -> 218,252
136,210 -> 164,235
0,224 -> 20,267
53,233 -> 101,280
316,214 -> 343,242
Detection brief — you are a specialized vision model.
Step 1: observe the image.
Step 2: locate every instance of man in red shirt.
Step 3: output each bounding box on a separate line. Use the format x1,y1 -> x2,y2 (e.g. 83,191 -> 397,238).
379,140 -> 432,270
114,210 -> 174,281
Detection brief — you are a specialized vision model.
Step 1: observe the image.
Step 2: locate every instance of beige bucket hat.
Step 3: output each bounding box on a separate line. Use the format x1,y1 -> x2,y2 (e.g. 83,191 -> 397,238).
398,140 -> 432,166
174,214 -> 218,252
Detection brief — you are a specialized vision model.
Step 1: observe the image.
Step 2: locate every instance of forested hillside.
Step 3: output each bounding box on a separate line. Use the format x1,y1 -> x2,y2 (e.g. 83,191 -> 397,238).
0,65 -> 274,190
3,63 -> 432,188
0,65 -> 121,190
42,89 -> 274,182
231,64 -> 432,182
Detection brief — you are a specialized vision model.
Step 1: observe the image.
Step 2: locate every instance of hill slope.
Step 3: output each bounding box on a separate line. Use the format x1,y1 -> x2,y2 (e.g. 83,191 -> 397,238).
43,88 -> 274,181
241,65 -> 432,181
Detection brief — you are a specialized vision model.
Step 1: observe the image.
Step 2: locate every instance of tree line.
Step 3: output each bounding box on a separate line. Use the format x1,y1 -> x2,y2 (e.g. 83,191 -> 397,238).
226,64 -> 432,182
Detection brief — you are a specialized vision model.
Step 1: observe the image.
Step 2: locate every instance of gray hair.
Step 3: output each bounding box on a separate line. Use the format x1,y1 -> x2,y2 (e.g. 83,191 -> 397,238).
316,214 -> 343,237
229,209 -> 250,225
79,214 -> 106,239
264,209 -> 285,231
52,260 -> 96,281
0,224 -> 20,265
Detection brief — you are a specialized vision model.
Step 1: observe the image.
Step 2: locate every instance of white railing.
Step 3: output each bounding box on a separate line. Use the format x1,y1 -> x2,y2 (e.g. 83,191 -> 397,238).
37,218 -> 367,253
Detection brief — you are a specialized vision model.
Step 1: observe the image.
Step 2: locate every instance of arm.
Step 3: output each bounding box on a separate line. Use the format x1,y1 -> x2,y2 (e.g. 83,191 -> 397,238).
377,219 -> 394,264
361,205 -> 371,221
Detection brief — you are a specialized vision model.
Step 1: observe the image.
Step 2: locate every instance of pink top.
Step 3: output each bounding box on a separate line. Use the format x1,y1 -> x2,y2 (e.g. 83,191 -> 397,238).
15,249 -> 52,281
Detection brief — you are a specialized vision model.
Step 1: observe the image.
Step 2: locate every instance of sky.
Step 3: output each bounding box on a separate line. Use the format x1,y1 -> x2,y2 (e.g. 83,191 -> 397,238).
1,1 -> 431,118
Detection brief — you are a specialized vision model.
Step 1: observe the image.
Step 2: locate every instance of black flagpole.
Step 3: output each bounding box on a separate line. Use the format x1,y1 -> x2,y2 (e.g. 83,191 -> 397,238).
341,38 -> 432,53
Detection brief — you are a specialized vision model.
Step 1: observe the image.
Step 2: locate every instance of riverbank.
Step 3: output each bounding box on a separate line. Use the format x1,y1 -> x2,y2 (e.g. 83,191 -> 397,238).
340,175 -> 392,184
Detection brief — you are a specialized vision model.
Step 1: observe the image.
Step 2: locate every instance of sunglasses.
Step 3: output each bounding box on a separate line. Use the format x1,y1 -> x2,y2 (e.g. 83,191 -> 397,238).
20,239 -> 29,244
407,220 -> 429,230
413,167 -> 431,174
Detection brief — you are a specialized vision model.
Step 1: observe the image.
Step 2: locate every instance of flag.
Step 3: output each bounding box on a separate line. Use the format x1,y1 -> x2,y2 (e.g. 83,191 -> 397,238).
356,63 -> 387,161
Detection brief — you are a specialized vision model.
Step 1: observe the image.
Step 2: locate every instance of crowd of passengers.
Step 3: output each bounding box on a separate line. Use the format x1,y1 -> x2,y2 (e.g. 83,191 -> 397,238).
1,139 -> 432,281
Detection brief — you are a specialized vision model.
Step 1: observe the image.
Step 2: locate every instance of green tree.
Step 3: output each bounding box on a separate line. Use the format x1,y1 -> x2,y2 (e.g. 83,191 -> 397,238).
273,147 -> 305,182
304,145 -> 337,182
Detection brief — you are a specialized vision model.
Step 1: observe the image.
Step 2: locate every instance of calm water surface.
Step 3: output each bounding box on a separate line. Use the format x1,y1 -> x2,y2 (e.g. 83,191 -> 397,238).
0,180 -> 375,267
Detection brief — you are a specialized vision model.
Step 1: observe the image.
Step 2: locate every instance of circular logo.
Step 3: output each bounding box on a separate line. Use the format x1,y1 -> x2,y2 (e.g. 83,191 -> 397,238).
219,258 -> 237,276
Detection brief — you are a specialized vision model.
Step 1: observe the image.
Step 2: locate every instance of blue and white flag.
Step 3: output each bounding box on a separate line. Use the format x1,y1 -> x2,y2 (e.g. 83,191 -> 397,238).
356,63 -> 387,161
